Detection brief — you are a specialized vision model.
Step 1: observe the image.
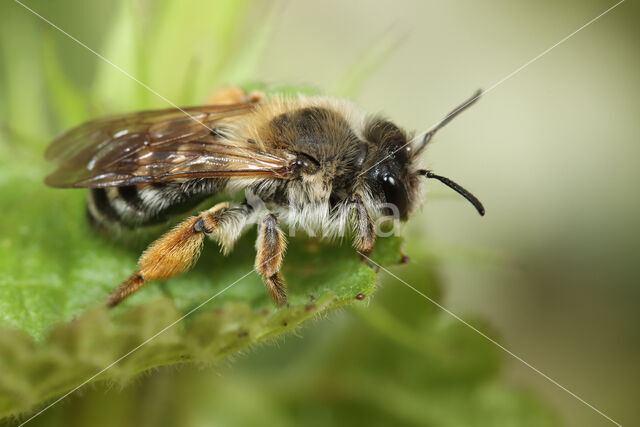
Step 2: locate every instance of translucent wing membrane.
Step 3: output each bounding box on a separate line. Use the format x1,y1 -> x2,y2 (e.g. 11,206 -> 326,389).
45,104 -> 293,188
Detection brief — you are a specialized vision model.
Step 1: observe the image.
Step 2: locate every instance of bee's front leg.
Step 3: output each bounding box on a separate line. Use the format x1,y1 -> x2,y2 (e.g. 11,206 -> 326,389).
351,193 -> 376,262
107,202 -> 251,307
255,214 -> 288,305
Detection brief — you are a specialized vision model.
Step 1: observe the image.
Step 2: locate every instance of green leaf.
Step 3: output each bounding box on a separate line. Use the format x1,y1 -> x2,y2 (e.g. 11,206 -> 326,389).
2,255 -> 557,427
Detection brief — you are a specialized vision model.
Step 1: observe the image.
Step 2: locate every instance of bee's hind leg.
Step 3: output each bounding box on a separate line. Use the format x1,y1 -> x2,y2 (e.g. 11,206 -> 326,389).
207,86 -> 265,105
255,214 -> 288,306
107,202 -> 252,307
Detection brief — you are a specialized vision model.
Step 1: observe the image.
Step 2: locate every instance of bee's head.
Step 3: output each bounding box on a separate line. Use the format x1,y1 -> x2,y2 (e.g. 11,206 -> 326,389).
362,119 -> 419,221
362,89 -> 486,220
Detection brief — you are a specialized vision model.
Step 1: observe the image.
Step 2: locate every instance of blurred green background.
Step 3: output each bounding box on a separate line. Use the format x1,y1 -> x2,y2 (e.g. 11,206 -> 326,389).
1,0 -> 639,426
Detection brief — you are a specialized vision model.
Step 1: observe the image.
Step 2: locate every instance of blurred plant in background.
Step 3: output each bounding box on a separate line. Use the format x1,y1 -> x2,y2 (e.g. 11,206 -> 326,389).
0,0 -> 561,425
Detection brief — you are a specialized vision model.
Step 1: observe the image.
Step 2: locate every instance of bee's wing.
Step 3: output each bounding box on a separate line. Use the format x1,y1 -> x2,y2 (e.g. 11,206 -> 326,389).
45,104 -> 294,188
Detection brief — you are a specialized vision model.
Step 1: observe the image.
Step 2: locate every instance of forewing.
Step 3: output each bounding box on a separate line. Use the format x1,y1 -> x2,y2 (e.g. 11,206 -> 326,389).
45,104 -> 293,188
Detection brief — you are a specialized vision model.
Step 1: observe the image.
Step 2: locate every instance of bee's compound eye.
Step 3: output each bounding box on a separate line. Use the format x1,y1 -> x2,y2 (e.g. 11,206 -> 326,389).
381,174 -> 409,221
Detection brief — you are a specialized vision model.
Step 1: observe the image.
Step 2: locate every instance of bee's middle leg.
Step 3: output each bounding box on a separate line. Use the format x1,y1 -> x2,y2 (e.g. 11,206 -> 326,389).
255,214 -> 288,305
351,193 -> 376,262
107,202 -> 252,307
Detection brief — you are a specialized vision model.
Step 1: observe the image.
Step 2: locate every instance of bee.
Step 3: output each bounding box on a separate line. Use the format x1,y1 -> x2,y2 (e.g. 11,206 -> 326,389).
45,87 -> 484,307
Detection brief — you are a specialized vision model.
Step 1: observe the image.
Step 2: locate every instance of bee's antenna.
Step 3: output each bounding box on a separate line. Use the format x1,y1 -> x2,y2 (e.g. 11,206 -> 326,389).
418,169 -> 485,216
414,89 -> 482,155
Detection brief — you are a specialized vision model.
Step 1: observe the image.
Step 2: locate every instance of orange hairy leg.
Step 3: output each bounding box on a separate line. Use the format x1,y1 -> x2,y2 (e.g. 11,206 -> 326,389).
106,202 -> 231,307
206,86 -> 265,105
255,214 -> 288,305
351,193 -> 376,260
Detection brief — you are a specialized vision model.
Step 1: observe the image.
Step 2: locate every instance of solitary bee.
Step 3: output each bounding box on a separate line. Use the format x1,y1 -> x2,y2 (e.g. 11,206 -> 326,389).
45,88 -> 484,307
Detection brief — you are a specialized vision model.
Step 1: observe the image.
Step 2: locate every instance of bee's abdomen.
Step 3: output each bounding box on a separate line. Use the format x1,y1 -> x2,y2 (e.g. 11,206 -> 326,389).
87,178 -> 227,229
